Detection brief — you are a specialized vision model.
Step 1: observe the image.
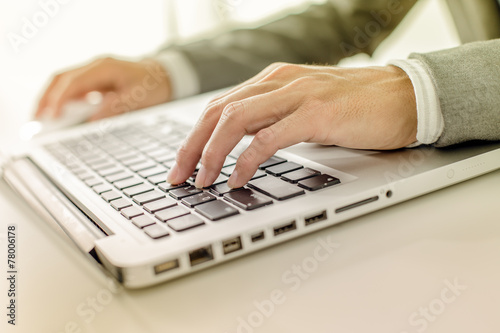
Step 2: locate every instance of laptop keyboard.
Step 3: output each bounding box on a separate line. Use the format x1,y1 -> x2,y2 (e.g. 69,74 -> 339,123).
44,117 -> 341,240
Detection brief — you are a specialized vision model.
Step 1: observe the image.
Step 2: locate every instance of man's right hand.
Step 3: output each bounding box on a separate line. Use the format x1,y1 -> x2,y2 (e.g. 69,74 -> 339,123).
36,57 -> 172,121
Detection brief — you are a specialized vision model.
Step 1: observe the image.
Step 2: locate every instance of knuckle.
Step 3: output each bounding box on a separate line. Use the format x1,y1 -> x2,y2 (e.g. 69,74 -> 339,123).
238,146 -> 259,166
254,127 -> 277,148
273,63 -> 297,74
220,101 -> 244,122
98,56 -> 115,64
263,62 -> 301,82
265,62 -> 286,72
200,145 -> 221,168
302,95 -> 324,112
174,143 -> 191,164
202,99 -> 224,121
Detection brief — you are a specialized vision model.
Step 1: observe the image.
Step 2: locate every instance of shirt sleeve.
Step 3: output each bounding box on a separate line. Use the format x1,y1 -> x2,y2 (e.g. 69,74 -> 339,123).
389,59 -> 444,146
152,50 -> 201,100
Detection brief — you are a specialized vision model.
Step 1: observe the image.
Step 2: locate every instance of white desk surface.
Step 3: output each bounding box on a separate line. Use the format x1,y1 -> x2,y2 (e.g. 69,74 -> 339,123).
1,1 -> 499,332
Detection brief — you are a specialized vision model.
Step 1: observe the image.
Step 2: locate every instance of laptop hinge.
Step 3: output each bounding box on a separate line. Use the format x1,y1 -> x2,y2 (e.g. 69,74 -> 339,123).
2,157 -> 105,254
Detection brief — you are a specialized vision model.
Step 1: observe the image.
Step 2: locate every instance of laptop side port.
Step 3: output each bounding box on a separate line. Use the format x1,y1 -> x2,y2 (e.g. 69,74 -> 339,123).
189,245 -> 214,266
335,196 -> 379,214
222,236 -> 242,255
251,231 -> 265,243
304,210 -> 327,226
154,259 -> 179,275
273,221 -> 297,236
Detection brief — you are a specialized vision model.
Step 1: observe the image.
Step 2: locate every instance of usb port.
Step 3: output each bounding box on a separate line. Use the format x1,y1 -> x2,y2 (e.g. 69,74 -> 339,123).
189,245 -> 213,266
304,210 -> 327,226
222,236 -> 242,255
251,231 -> 265,243
273,221 -> 297,236
154,259 -> 179,275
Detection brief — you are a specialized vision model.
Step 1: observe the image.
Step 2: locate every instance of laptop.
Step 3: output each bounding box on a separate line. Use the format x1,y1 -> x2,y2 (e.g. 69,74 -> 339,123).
2,90 -> 500,288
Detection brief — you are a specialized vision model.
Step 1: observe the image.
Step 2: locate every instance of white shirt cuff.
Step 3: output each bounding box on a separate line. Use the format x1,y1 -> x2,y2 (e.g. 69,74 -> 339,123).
389,59 -> 444,146
152,51 -> 201,100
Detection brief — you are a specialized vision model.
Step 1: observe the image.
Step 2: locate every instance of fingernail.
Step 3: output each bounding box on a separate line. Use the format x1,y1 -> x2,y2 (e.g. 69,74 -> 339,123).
195,166 -> 208,189
227,170 -> 239,189
166,162 -> 179,184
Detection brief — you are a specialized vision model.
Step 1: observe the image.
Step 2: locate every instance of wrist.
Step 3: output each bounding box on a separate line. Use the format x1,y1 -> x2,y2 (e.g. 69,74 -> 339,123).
387,65 -> 418,147
139,58 -> 173,103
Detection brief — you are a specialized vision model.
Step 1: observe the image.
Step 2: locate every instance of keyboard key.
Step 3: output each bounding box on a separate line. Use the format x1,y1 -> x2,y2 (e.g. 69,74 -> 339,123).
71,167 -> 88,177
98,166 -> 124,177
107,147 -> 130,158
221,165 -> 266,180
162,159 -> 176,168
259,156 -> 286,169
132,190 -> 165,205
88,159 -> 112,170
158,182 -> 189,192
143,224 -> 170,239
148,149 -> 176,163
265,162 -> 303,176
248,176 -> 305,201
195,200 -> 239,221
143,197 -> 177,213
181,192 -> 217,208
298,174 -> 341,191
105,171 -> 133,183
121,206 -> 144,219
189,170 -> 198,182
281,167 -> 320,183
147,172 -> 168,185
101,190 -> 122,202
76,171 -> 93,181
209,183 -> 244,196
223,155 -> 237,167
123,183 -> 154,197
224,189 -> 273,210
91,162 -> 116,172
110,198 -> 133,211
220,164 -> 236,176
114,177 -> 143,190
84,177 -> 102,187
212,174 -> 229,185
167,214 -> 205,232
138,165 -> 168,178
129,160 -> 156,172
169,186 -> 202,200
145,147 -> 170,158
132,215 -> 156,229
92,184 -> 112,195
80,154 -> 106,165
250,169 -> 267,180
117,154 -> 144,164
155,205 -> 190,222
138,142 -> 161,153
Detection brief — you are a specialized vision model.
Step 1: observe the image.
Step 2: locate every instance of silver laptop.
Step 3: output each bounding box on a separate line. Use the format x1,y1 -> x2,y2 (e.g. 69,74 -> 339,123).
2,91 -> 500,288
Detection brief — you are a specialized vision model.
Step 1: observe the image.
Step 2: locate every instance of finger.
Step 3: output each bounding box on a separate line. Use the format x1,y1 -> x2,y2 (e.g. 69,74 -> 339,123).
167,80 -> 281,185
36,74 -> 63,118
41,60 -> 115,118
227,110 -> 313,188
194,86 -> 303,188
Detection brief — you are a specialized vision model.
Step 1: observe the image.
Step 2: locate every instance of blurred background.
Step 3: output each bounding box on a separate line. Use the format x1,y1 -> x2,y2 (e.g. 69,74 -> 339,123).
0,0 -> 460,145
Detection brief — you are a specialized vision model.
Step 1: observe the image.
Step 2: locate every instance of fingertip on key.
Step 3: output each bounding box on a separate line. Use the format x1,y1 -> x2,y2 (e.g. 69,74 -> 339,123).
166,162 -> 180,184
